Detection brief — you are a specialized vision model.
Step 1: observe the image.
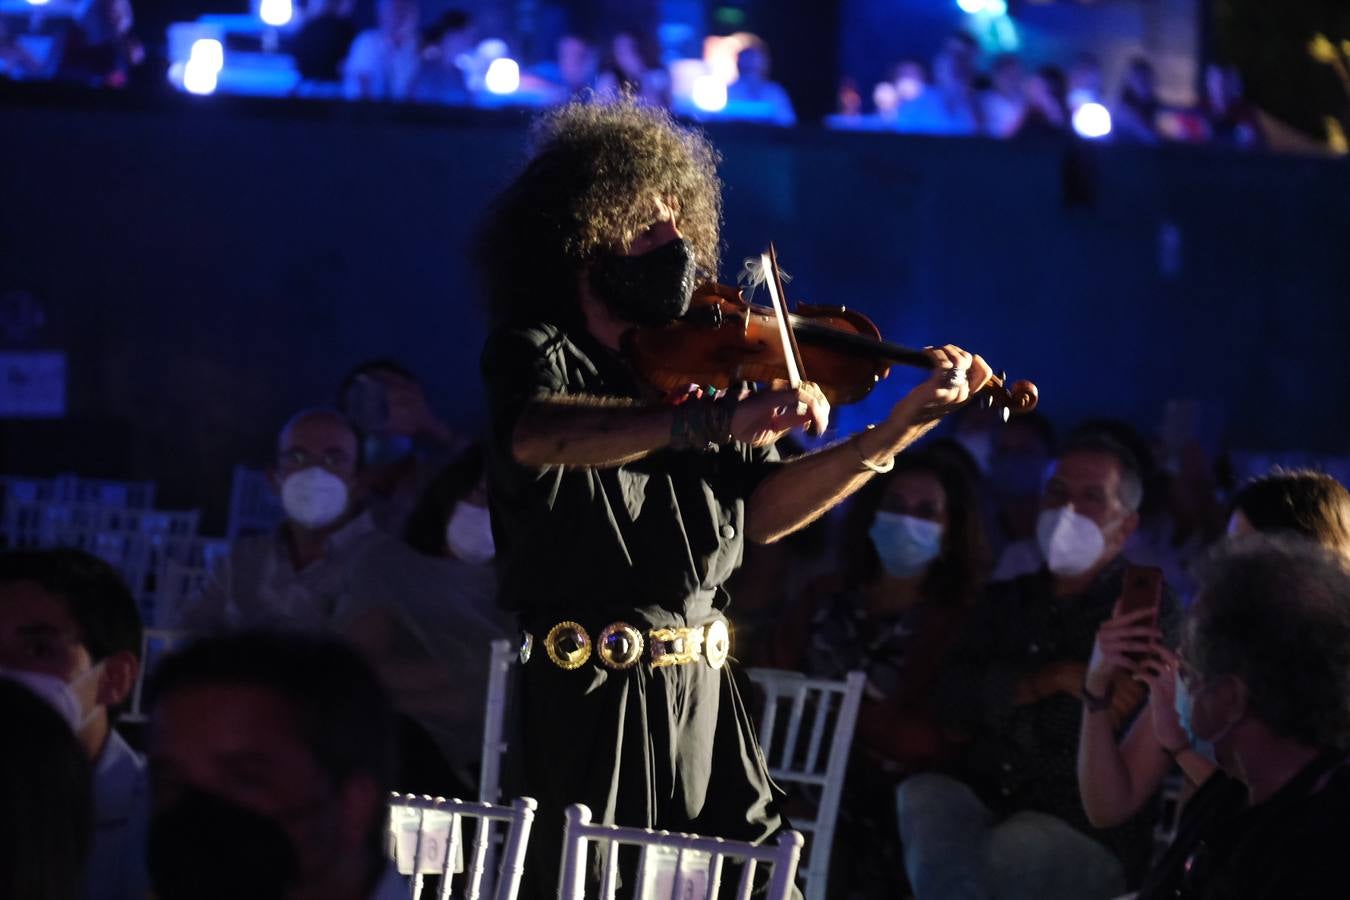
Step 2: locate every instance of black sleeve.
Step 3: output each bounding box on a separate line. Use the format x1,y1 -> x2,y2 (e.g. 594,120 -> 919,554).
480,325 -> 568,453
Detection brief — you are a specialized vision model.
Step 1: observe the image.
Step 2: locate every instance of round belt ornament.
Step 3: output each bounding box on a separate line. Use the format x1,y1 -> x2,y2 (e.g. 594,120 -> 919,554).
597,622 -> 645,670
544,621 -> 592,670
704,620 -> 730,670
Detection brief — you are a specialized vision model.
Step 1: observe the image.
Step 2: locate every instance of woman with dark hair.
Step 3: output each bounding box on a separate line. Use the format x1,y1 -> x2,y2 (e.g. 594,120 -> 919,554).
773,450 -> 989,892
0,679 -> 93,900
1078,468 -> 1350,831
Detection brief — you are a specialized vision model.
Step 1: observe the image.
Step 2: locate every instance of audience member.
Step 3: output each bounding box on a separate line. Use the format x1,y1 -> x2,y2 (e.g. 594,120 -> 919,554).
0,549 -> 146,900
1136,536 -> 1350,899
338,359 -> 464,533
981,54 -> 1026,138
0,678 -> 93,900
343,0 -> 421,101
895,33 -> 979,136
535,34 -> 598,102
1113,56 -> 1161,143
986,411 -> 1056,555
145,632 -> 404,900
1067,52 -> 1104,112
872,59 -> 928,124
1078,468 -> 1350,834
289,0 -> 359,87
344,445 -> 509,792
1015,65 -> 1069,136
899,434 -> 1173,899
1201,63 -> 1264,148
724,42 -> 796,126
408,10 -> 475,105
176,409 -> 392,633
57,0 -> 144,88
774,452 -> 988,892
595,30 -> 670,107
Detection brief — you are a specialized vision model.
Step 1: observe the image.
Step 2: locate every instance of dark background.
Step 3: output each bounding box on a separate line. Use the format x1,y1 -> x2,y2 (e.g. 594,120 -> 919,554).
2,88 -> 1347,529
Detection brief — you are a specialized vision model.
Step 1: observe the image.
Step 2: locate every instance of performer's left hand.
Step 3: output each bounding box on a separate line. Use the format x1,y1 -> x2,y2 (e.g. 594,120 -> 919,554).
887,344 -> 994,428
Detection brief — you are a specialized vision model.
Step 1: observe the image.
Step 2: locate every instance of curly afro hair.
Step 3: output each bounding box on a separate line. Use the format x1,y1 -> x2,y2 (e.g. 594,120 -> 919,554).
476,99 -> 723,326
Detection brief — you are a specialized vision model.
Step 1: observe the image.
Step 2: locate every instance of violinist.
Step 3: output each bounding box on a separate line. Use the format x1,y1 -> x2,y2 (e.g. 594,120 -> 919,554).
477,99 -> 993,898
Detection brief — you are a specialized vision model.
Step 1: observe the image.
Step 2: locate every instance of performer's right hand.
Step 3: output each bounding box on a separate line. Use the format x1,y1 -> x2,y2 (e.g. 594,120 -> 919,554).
729,382 -> 830,447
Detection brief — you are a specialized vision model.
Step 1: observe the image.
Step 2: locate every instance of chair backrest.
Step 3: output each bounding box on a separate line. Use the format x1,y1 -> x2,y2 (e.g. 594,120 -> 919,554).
227,464 -> 285,541
479,639 -> 517,804
66,476 -> 157,509
387,794 -> 537,900
121,628 -> 195,724
154,558 -> 209,628
559,803 -> 803,900
743,668 -> 865,900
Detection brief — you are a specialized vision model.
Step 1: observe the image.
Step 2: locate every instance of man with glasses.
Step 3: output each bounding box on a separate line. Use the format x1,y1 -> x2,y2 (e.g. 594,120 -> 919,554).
178,408 -> 391,633
1136,535 -> 1350,899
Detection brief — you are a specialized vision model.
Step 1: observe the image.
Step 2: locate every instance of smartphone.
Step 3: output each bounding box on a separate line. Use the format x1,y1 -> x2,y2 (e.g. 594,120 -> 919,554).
1120,565 -> 1163,661
344,374 -> 389,433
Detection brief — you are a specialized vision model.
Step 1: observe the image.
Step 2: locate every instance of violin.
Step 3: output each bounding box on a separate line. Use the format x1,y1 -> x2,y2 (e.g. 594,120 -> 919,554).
625,278 -> 1038,416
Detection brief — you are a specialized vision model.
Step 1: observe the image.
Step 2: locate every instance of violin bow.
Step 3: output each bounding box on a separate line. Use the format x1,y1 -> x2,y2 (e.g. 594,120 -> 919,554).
761,243 -> 810,415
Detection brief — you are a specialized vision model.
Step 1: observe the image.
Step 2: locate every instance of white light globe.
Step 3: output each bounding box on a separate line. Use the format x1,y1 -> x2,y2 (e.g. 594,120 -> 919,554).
691,74 -> 728,113
259,0 -> 293,28
189,39 -> 224,73
985,0 -> 1008,15
484,57 -> 520,95
183,59 -> 219,95
1072,102 -> 1113,139
956,0 -> 986,14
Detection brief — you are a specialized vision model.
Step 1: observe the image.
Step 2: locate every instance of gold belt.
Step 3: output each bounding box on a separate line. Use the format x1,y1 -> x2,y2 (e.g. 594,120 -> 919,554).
525,620 -> 731,672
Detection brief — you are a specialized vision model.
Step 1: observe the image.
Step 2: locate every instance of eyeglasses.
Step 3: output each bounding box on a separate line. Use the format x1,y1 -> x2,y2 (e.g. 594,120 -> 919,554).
278,447 -> 353,470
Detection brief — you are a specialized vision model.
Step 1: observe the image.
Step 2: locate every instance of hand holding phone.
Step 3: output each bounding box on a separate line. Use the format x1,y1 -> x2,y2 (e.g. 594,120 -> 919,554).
1085,565 -> 1164,693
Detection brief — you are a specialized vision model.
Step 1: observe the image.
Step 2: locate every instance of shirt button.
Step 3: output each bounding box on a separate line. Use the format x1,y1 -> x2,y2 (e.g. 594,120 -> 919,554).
720,524 -> 736,539
1028,643 -> 1040,654
1000,787 -> 1012,797
1001,763 -> 1013,773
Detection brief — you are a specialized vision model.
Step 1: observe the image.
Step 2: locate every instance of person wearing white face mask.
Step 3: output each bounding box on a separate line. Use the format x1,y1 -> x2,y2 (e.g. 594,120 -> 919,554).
900,435 -> 1167,900
770,452 -> 989,893
177,408 -> 394,635
1134,536 -> 1350,899
0,548 -> 148,900
343,446 -> 510,795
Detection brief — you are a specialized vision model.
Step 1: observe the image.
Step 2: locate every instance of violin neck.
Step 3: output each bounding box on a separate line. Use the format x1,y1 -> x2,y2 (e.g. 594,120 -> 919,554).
791,318 -> 933,370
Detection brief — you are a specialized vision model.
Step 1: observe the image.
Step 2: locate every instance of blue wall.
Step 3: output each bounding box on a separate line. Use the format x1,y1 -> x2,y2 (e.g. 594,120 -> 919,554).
1,90 -> 1347,527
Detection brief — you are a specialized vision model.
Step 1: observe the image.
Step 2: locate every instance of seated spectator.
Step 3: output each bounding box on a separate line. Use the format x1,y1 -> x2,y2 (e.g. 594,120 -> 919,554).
595,31 -> 670,107
980,53 -> 1026,138
1067,52 -> 1104,112
988,412 -> 1056,551
408,10 -> 474,105
774,452 -> 988,892
1202,63 -> 1264,149
872,59 -> 928,125
895,33 -> 979,136
533,33 -> 598,103
0,549 -> 146,900
0,678 -> 93,900
343,0 -> 421,101
1136,536 -> 1350,898
900,434 -> 1175,899
1078,468 -> 1350,834
57,0 -> 144,88
724,42 -> 796,126
144,632 -> 404,900
0,20 -> 43,79
176,409 -> 392,634
343,445 -> 509,792
339,359 -> 463,534
1014,65 -> 1069,136
1113,56 -> 1161,143
288,0 -> 358,87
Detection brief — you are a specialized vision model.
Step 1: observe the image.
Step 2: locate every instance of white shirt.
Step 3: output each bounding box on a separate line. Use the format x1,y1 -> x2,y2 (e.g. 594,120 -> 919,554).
343,30 -> 421,101
85,729 -> 149,900
178,511 -> 392,634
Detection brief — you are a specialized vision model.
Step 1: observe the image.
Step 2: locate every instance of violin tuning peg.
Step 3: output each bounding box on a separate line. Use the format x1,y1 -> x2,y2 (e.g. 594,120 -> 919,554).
999,370 -> 1008,385
1001,406 -> 1011,423
980,393 -> 994,411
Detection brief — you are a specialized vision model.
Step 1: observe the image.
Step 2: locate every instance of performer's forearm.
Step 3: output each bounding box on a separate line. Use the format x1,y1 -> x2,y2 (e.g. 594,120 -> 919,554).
745,416 -> 936,544
512,395 -> 674,468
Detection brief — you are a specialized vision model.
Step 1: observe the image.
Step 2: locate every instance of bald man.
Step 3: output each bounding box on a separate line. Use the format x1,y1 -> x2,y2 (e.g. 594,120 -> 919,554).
177,409 -> 393,634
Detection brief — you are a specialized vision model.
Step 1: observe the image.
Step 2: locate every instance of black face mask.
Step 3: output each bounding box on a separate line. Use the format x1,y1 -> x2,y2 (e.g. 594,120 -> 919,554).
588,237 -> 697,327
149,789 -> 301,900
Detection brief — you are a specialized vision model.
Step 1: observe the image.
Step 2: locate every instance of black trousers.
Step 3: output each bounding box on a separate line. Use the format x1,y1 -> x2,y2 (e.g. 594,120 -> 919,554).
511,649 -> 791,899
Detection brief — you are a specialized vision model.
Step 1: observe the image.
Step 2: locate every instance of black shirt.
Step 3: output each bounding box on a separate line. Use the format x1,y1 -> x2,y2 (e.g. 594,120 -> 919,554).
934,558 -> 1179,880
480,321 -> 778,629
1139,750 -> 1350,899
